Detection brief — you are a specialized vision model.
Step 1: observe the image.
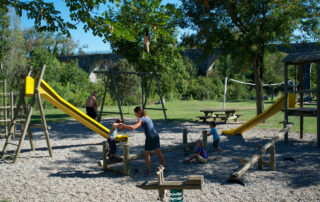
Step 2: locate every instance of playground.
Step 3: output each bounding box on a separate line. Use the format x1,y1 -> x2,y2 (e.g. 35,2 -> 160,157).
0,117 -> 319,201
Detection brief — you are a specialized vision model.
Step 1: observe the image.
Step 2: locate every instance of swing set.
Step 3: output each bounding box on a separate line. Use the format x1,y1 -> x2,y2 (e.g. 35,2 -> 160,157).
94,68 -> 167,122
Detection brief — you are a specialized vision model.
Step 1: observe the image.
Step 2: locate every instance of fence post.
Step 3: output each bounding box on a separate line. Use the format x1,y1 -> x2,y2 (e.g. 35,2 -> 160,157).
123,143 -> 130,176
102,141 -> 108,171
258,144 -> 263,169
183,129 -> 188,153
270,145 -> 276,171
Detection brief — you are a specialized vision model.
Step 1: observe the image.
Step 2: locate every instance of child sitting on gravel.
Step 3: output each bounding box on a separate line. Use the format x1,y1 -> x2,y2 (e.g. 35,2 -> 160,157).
183,139 -> 208,163
107,118 -> 122,161
208,122 -> 223,152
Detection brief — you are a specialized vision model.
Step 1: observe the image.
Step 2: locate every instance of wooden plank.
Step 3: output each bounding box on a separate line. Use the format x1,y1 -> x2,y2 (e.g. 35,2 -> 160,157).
136,181 -> 202,190
186,175 -> 204,185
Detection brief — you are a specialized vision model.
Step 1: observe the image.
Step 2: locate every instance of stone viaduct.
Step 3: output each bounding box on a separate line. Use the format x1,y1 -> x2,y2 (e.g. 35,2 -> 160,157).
56,42 -> 320,82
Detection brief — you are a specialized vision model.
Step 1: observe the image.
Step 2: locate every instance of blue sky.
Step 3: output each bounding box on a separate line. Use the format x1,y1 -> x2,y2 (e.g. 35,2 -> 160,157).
21,0 -> 182,54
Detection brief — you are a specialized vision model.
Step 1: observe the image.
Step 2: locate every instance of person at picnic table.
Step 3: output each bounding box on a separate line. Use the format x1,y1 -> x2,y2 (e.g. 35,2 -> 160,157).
183,139 -> 208,163
86,91 -> 98,120
118,106 -> 166,174
208,121 -> 223,152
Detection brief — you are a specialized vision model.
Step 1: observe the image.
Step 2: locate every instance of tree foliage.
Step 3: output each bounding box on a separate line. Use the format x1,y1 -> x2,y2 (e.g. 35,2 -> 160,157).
181,0 -> 320,114
1,0 -> 76,36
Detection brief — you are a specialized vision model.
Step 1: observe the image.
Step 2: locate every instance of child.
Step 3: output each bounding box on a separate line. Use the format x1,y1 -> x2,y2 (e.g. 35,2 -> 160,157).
118,106 -> 166,175
183,139 -> 208,163
208,122 -> 223,152
107,118 -> 122,160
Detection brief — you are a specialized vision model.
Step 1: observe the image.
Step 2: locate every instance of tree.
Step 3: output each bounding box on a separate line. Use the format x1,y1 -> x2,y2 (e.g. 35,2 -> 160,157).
1,0 -> 76,36
181,0 -> 320,115
66,0 -> 182,71
0,8 -> 28,89
24,30 -> 79,56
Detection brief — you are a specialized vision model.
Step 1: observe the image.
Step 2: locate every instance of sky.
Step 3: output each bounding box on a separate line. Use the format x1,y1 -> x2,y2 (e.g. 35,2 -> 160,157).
20,0 -> 183,54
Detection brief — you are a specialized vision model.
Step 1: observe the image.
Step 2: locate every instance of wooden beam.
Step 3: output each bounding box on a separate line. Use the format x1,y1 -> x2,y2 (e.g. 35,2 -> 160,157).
317,62 -> 320,147
231,125 -> 292,180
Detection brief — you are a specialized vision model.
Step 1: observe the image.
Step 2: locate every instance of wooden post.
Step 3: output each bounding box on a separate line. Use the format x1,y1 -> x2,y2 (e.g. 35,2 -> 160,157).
299,64 -> 304,139
10,92 -> 15,138
317,62 -> 320,147
123,143 -> 130,176
110,69 -> 124,122
157,166 -> 165,201
13,65 -> 47,163
257,144 -> 263,169
202,130 -> 207,151
284,63 -> 289,143
270,145 -> 276,171
102,141 -> 108,171
183,129 -> 188,153
36,91 -> 53,157
154,71 -> 167,121
3,70 -> 8,137
141,77 -> 145,108
98,77 -> 109,122
22,97 -> 35,151
142,76 -> 153,109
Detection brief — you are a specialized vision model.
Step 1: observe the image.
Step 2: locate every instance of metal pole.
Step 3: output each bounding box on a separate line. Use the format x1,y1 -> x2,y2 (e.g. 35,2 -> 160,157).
223,77 -> 227,111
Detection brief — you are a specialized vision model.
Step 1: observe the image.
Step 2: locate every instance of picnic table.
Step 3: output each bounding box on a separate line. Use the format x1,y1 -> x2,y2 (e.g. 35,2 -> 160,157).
198,109 -> 241,123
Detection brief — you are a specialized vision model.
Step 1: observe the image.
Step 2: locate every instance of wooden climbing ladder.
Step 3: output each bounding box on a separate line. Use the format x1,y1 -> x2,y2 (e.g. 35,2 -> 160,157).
0,65 -> 52,163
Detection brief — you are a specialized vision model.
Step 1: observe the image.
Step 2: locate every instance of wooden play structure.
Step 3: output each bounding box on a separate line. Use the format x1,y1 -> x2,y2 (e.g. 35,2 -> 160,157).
98,129 -> 208,176
230,125 -> 292,182
94,69 -> 167,122
282,52 -> 320,147
1,65 -> 53,163
136,165 -> 204,201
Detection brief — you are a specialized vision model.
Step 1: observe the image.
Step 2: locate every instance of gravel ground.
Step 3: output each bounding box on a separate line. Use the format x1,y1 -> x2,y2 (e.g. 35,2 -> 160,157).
0,117 -> 319,202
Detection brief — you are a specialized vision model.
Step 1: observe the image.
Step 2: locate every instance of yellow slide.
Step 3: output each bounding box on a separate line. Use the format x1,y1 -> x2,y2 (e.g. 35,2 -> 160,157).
25,76 -> 128,142
222,94 -> 296,135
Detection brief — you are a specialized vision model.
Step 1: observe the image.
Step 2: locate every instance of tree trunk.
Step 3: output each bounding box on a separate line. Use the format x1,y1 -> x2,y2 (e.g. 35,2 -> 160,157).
253,55 -> 264,115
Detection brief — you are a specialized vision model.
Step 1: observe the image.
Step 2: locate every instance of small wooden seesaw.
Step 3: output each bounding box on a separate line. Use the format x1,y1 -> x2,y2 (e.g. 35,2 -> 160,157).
136,165 -> 204,201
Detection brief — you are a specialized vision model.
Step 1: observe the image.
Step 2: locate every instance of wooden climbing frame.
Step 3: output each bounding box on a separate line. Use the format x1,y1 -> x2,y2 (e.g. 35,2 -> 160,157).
0,65 -> 53,163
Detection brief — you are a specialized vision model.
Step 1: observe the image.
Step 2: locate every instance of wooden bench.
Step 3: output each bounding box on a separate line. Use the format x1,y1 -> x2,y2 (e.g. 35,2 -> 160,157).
213,114 -> 242,123
197,116 -> 212,122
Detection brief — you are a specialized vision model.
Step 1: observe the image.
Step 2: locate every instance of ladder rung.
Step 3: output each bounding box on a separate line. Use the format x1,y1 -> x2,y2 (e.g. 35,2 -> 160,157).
0,119 -> 25,123
8,142 -> 19,146
0,92 -> 18,95
0,119 -> 12,123
30,124 -> 51,130
0,106 -> 16,109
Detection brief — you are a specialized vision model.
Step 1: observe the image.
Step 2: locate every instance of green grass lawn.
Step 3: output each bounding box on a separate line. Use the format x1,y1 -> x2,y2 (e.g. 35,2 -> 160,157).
32,98 -> 317,134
